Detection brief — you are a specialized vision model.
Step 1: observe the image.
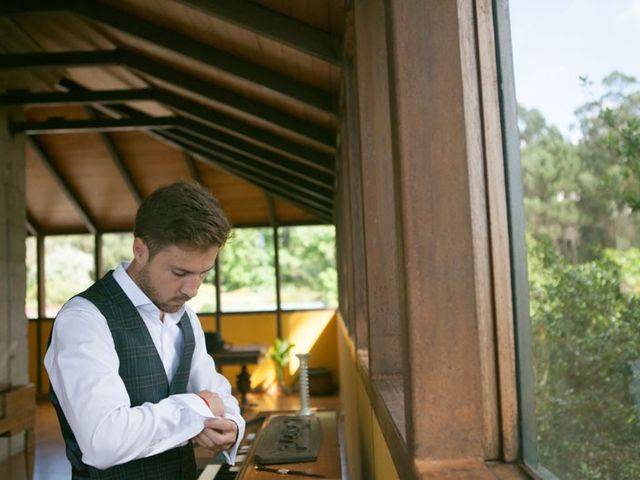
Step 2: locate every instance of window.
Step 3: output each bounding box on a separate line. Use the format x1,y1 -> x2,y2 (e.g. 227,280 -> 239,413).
44,235 -> 94,317
219,227 -> 276,312
187,269 -> 217,313
102,233 -> 133,272
508,2 -> 640,478
25,236 -> 37,318
279,225 -> 337,310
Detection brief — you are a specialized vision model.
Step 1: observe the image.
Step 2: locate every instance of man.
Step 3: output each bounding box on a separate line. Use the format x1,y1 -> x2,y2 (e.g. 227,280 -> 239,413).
45,181 -> 245,479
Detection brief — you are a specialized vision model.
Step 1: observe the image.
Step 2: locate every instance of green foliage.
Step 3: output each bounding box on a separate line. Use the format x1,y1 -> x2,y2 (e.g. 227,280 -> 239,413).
102,233 -> 133,272
220,228 -> 275,291
279,225 -> 337,307
528,238 -> 640,479
522,72 -> 640,478
25,237 -> 37,317
270,338 -> 295,382
44,235 -> 95,313
519,106 -> 584,254
519,73 -> 640,261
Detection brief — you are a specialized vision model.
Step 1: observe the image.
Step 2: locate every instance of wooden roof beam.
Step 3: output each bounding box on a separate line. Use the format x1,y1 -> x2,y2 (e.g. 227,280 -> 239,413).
174,0 -> 341,65
162,131 -> 333,222
0,0 -> 337,115
11,116 -> 175,134
85,107 -> 143,205
1,85 -> 336,169
26,136 -> 97,234
164,128 -> 333,207
0,88 -> 154,106
184,153 -> 203,185
86,102 -> 334,221
11,115 -> 335,192
0,51 -> 336,150
25,211 -> 39,236
265,193 -> 278,228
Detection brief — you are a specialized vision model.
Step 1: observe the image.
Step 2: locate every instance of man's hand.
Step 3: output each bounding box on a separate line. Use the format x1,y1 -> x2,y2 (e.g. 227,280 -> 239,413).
197,390 -> 224,417
192,418 -> 239,453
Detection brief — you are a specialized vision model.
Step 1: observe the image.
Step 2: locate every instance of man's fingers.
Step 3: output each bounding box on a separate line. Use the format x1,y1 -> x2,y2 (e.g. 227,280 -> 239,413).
193,426 -> 235,451
197,390 -> 224,416
203,417 -> 236,433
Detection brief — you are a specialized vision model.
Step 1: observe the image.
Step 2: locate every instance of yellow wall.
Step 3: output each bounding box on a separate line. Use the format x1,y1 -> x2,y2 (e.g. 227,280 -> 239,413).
30,310 -> 339,397
337,314 -> 400,480
201,310 -> 339,391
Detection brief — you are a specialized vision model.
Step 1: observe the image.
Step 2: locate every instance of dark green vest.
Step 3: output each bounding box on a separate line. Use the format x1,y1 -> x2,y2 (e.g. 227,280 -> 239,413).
49,271 -> 198,480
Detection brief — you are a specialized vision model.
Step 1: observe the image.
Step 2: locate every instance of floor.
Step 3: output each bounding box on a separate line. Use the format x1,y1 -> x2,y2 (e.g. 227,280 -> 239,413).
10,392 -> 339,480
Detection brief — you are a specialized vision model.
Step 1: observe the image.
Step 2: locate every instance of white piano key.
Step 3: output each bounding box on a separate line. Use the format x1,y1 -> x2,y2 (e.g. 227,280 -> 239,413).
197,464 -> 221,480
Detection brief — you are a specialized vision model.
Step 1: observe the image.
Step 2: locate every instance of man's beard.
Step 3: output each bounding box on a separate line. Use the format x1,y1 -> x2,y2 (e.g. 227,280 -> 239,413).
137,266 -> 189,313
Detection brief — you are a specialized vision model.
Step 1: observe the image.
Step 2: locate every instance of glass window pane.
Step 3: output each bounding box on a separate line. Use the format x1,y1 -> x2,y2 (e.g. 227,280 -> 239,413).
102,233 -> 133,273
510,2 -> 640,478
25,236 -> 38,319
279,225 -> 338,310
220,227 -> 276,312
187,269 -> 217,313
45,235 -> 94,318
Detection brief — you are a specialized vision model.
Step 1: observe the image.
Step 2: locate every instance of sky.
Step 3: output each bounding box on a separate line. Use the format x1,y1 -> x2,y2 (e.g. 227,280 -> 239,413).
509,0 -> 640,140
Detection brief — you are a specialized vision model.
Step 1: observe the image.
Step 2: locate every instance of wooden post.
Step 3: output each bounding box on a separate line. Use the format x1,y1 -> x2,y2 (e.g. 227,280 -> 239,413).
384,0 -> 498,474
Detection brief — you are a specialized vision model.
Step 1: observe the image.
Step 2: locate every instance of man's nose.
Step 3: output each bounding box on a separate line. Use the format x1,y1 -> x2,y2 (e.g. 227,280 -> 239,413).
181,276 -> 203,298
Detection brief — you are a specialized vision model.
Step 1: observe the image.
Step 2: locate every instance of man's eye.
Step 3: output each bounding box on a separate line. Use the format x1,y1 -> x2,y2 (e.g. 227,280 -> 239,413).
173,271 -> 187,277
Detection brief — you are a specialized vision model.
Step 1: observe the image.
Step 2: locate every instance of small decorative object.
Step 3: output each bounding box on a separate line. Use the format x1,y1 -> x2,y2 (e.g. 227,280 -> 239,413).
270,338 -> 295,393
296,353 -> 312,416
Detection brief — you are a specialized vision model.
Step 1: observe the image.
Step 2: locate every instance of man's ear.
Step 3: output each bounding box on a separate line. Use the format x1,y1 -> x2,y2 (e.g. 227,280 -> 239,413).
132,237 -> 149,265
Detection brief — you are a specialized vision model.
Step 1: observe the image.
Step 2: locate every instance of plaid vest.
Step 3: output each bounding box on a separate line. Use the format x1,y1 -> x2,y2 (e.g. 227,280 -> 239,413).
50,271 -> 198,479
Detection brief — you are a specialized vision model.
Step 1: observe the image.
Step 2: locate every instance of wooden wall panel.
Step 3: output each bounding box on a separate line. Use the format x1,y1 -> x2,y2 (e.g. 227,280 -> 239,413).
353,0 -> 404,377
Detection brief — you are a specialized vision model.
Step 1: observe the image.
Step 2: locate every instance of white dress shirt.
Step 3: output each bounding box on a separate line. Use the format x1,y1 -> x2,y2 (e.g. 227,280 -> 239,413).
45,262 -> 245,470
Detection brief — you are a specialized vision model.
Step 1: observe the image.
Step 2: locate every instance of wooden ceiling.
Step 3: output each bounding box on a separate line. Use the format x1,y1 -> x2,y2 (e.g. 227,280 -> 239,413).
0,0 -> 345,233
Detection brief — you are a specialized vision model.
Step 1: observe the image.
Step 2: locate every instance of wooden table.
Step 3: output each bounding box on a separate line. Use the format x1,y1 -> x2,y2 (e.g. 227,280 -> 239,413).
0,385 -> 36,479
238,409 -> 341,480
212,345 -> 267,405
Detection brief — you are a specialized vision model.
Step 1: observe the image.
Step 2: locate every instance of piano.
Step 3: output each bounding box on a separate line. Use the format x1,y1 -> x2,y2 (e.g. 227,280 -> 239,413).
196,409 -> 341,480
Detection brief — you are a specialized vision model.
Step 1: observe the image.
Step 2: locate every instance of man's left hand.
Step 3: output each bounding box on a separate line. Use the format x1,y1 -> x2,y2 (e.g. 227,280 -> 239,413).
192,417 -> 238,452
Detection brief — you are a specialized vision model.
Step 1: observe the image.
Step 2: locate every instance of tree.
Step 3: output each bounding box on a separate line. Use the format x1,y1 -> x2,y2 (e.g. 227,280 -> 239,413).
577,72 -> 640,212
519,72 -> 640,261
518,105 -> 583,258
528,238 -> 640,479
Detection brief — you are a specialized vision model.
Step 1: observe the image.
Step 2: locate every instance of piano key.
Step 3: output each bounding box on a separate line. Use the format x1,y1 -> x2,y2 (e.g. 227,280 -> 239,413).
197,464 -> 221,480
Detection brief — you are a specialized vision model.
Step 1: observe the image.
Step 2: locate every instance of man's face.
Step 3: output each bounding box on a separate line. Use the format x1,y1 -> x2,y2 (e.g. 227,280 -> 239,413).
132,239 -> 218,313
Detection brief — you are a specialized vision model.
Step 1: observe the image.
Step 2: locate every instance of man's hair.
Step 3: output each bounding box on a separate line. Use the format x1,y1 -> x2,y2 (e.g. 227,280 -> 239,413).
134,180 -> 231,257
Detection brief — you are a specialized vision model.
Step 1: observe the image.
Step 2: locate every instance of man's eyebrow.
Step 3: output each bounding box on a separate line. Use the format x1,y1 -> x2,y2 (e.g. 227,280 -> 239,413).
172,265 -> 214,275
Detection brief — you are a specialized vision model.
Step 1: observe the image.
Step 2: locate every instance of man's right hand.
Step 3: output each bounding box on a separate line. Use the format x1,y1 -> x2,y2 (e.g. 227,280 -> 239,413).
198,390 -> 225,417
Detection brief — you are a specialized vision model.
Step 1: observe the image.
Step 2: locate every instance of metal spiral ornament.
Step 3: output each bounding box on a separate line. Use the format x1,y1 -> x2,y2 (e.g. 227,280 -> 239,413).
296,353 -> 312,416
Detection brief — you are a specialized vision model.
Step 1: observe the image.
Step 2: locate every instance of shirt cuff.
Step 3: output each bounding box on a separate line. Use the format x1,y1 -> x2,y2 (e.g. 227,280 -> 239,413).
174,394 -> 245,464
174,393 -> 215,418
221,413 -> 245,464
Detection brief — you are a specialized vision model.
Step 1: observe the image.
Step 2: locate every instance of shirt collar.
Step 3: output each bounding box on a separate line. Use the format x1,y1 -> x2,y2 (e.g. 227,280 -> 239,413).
112,262 -> 186,323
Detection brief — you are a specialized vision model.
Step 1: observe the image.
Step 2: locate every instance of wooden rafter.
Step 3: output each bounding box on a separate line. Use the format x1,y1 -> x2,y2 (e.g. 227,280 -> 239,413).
184,153 -> 202,185
163,129 -> 333,209
174,0 -> 341,65
81,100 -> 334,222
26,136 -> 97,234
11,116 -> 175,134
85,107 -> 143,205
11,116 -> 335,192
0,51 -> 336,149
25,211 -> 39,236
1,85 -> 336,169
265,193 -> 278,228
0,0 -> 337,115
